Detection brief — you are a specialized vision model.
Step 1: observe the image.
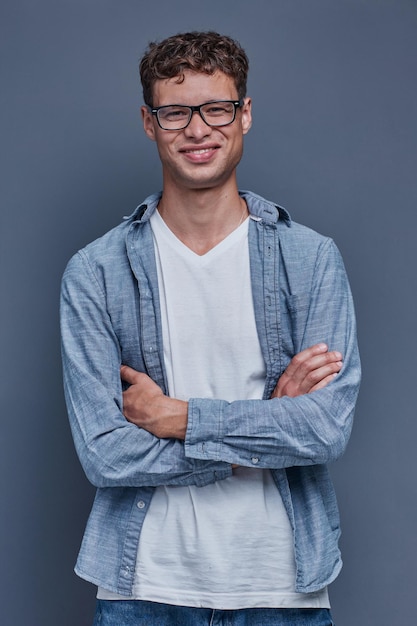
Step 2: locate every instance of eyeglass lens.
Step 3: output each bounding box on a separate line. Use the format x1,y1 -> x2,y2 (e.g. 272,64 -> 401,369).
157,101 -> 237,129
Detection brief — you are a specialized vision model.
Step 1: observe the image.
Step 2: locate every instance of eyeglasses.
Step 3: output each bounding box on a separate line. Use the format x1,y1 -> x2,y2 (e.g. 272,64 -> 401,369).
149,100 -> 243,130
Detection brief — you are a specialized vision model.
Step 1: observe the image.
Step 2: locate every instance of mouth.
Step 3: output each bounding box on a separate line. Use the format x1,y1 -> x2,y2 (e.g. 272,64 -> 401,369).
183,147 -> 215,154
179,145 -> 220,162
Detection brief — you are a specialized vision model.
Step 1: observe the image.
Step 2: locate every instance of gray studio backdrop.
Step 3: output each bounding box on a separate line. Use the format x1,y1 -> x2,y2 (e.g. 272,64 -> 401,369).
1,1 -> 416,624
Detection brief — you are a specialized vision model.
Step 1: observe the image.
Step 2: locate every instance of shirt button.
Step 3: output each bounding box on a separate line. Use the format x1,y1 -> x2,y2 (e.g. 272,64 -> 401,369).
137,500 -> 146,509
251,457 -> 259,465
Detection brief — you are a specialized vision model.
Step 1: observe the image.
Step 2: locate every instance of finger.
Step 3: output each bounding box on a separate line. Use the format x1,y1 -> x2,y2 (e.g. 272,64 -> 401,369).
285,351 -> 342,388
276,358 -> 342,398
308,372 -> 340,393
284,343 -> 328,377
122,368 -> 164,399
120,364 -> 143,384
298,352 -> 343,379
271,348 -> 343,398
299,359 -> 343,390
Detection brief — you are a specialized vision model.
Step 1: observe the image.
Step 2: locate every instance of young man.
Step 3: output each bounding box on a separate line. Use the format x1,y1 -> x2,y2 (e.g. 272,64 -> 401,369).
61,31 -> 360,626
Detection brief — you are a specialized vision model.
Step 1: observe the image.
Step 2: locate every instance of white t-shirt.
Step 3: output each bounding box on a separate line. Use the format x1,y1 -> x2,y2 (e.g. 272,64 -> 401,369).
98,210 -> 329,609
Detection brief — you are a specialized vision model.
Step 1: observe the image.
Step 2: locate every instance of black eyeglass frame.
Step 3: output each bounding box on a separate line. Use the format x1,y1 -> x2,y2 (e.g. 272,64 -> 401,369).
148,99 -> 244,130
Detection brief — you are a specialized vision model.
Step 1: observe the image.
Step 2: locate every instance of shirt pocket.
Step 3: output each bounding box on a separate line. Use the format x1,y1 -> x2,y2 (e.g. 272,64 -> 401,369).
281,291 -> 312,355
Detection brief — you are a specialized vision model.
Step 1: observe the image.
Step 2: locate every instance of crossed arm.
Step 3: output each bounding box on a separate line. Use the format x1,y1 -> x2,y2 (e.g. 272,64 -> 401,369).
121,343 -> 343,440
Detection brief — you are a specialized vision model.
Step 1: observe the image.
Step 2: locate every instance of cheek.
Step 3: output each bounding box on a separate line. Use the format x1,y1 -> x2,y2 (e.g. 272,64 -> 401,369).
155,138 -> 177,164
229,131 -> 244,152
154,129 -> 179,150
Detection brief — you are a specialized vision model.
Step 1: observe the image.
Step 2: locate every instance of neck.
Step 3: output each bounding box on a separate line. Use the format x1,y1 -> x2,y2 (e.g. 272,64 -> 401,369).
157,183 -> 248,255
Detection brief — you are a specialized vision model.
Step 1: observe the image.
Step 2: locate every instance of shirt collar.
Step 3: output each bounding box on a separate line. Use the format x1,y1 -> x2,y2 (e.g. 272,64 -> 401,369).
124,190 -> 292,227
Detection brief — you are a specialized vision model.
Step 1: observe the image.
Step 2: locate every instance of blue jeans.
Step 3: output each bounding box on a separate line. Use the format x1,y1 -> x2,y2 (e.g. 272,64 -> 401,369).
92,600 -> 335,625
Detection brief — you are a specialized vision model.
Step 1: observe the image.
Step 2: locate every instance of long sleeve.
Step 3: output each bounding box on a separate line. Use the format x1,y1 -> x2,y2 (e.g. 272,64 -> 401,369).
60,249 -> 231,488
184,237 -> 361,468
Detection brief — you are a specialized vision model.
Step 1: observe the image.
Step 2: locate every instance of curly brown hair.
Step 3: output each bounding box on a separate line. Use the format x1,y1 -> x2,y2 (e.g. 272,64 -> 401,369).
139,31 -> 249,107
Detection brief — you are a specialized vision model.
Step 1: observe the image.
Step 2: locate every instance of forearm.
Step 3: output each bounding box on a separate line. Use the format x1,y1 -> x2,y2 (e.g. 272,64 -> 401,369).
184,338 -> 359,468
63,366 -> 231,488
61,253 -> 230,489
127,355 -> 359,470
121,366 -> 189,439
184,371 -> 359,468
184,240 -> 361,468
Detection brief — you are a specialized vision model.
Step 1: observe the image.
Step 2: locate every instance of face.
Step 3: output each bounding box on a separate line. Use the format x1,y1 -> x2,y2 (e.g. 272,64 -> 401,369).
141,70 -> 252,193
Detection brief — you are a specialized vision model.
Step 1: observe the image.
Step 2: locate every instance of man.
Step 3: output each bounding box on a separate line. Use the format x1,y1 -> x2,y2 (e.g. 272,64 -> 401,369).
61,31 -> 360,626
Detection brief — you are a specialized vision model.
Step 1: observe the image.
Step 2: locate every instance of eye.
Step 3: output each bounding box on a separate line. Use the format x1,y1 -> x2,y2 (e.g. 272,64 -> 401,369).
204,103 -> 233,116
159,106 -> 189,122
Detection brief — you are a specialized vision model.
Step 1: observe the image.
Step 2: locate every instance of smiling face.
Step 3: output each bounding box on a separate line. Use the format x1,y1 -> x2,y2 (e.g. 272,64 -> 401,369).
142,70 -> 252,195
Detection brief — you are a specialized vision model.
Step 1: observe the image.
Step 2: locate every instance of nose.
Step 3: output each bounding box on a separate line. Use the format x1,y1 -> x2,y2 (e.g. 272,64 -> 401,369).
183,110 -> 212,139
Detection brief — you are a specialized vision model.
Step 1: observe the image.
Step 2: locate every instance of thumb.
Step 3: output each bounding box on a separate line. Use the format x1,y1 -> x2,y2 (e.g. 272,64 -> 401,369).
120,364 -> 142,384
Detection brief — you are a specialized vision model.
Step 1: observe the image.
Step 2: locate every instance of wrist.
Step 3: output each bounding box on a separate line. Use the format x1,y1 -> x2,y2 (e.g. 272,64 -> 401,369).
159,397 -> 188,439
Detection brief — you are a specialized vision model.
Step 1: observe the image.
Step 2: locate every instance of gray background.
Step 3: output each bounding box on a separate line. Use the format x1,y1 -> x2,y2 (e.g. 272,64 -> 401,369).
1,1 -> 416,624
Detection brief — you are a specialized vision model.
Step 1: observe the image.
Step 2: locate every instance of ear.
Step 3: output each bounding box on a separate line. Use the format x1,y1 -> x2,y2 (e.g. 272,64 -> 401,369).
141,106 -> 156,141
241,97 -> 252,135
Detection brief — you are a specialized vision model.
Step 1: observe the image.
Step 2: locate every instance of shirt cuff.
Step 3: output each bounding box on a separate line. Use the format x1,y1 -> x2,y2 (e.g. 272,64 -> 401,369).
184,397 -> 228,461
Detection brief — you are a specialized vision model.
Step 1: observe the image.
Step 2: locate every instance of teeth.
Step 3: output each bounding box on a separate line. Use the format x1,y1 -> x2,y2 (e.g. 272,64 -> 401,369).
186,148 -> 212,154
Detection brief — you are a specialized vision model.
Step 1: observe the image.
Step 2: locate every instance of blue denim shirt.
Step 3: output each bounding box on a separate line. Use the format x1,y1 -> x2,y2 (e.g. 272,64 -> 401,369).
60,190 -> 360,596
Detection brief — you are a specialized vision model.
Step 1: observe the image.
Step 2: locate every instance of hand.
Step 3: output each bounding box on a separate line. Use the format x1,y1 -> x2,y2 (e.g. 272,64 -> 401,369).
121,365 -> 188,439
271,343 -> 343,399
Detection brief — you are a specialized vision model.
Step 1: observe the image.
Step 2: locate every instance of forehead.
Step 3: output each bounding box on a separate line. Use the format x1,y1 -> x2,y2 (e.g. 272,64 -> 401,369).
152,70 -> 238,106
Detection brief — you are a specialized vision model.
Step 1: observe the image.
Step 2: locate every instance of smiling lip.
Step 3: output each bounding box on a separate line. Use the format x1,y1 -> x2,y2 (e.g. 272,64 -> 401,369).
184,148 -> 213,154
180,145 -> 220,162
